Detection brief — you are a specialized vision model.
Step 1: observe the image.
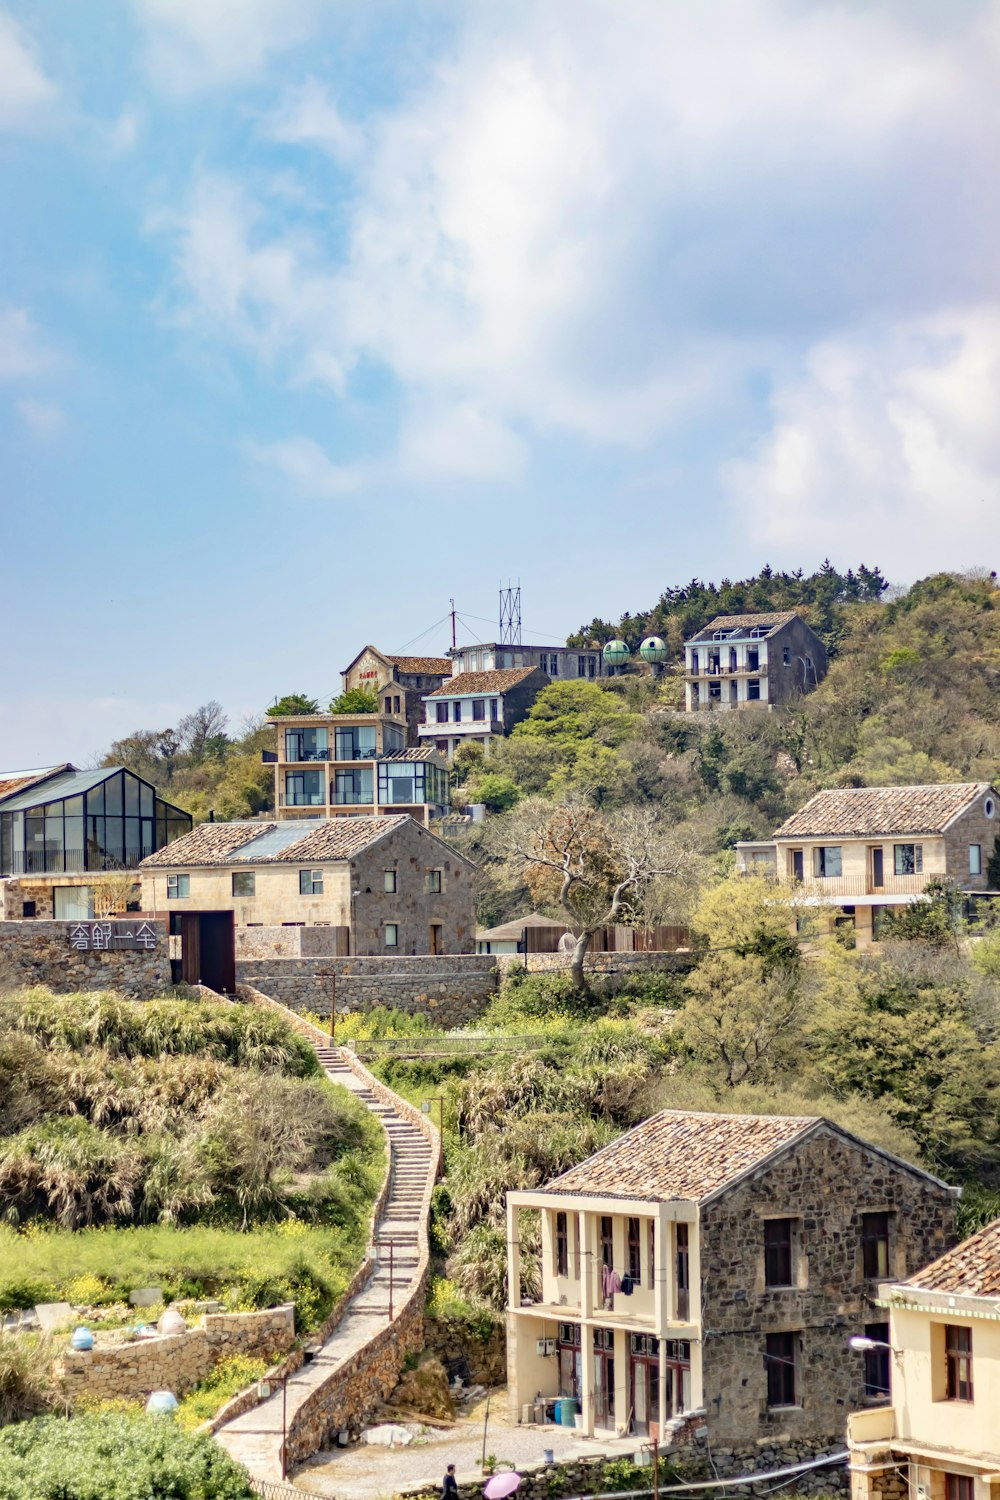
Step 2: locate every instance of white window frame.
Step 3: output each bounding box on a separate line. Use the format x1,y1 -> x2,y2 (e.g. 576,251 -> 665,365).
300,869 -> 324,895
384,923 -> 398,947
893,843 -> 923,876
970,844 -> 983,876
167,873 -> 190,899
428,869 -> 442,894
384,870 -> 397,893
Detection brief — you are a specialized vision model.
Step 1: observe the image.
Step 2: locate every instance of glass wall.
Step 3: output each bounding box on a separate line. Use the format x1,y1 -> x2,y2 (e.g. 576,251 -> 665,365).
335,726 -> 377,760
285,727 -> 329,762
0,770 -> 192,875
284,769 -> 325,806
377,762 -> 449,807
334,769 -> 374,805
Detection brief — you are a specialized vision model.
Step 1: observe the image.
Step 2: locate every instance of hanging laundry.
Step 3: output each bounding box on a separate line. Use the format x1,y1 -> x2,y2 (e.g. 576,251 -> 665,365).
620,1274 -> 634,1296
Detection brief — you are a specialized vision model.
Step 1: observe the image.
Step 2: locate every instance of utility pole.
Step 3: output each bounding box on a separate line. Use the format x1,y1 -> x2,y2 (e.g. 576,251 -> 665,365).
450,598 -> 457,651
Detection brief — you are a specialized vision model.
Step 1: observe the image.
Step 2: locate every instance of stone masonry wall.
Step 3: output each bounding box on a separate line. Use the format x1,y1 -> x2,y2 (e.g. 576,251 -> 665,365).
235,954 -> 499,1027
495,951 -> 693,978
53,1304 -> 296,1406
699,1125 -> 958,1446
0,919 -> 170,997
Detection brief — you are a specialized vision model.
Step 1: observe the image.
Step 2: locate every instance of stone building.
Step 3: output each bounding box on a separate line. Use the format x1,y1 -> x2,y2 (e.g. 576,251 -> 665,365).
140,813 -> 475,956
449,640 -> 604,682
418,667 -> 550,759
848,1217 -> 1000,1500
0,762 -> 191,920
506,1110 -> 957,1450
684,612 -> 827,712
266,709 -> 450,826
340,646 -> 454,743
736,783 -> 1000,947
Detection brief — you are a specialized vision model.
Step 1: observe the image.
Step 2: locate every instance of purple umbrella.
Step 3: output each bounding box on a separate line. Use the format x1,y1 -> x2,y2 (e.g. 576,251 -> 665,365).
484,1474 -> 521,1499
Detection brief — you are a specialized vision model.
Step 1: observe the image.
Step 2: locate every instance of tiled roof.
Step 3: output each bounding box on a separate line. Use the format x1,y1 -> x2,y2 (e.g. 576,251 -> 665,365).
271,817 -> 408,862
904,1217 -> 1000,1298
544,1110 -> 819,1202
774,783 -> 991,839
425,668 -> 539,697
477,912 -> 567,941
688,611 -> 802,643
0,765 -> 69,803
140,822 -> 273,867
388,656 -> 453,676
381,747 -> 448,763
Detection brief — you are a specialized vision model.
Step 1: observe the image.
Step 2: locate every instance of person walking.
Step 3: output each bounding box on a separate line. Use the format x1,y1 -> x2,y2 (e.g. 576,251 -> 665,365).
442,1463 -> 459,1500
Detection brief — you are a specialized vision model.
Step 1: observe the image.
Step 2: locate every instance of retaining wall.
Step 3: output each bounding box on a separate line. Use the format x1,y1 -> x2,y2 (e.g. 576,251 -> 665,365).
235,954 -> 500,1028
495,950 -> 693,978
53,1304 -> 296,1406
0,919 -> 170,997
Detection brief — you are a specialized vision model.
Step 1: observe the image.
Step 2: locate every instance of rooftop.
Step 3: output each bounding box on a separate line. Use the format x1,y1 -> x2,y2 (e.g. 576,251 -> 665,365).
773,782 -> 993,839
0,765 -> 188,815
540,1108 -> 949,1204
425,667 -> 540,698
904,1217 -> 1000,1299
141,816 -> 411,868
477,911 -> 568,942
381,747 -> 448,764
688,611 -> 803,643
387,655 -> 453,676
0,764 -> 68,803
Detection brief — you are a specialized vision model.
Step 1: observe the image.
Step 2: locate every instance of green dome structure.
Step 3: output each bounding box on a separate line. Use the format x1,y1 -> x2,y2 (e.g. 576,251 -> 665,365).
639,636 -> 667,664
603,639 -> 631,667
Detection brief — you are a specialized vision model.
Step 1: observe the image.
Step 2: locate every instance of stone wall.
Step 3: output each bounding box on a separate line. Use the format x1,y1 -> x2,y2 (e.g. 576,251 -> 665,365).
0,919 -> 170,997
495,950 -> 693,979
398,1435 -> 848,1500
53,1304 -> 296,1406
700,1124 -> 958,1446
236,926 -> 350,960
236,954 -> 500,1027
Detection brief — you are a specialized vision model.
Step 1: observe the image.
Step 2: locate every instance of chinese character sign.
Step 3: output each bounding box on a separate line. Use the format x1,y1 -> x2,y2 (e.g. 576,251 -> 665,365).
66,921 -> 161,951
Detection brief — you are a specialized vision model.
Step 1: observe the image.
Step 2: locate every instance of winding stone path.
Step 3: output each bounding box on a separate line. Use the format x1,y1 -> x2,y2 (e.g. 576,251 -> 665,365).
216,1042 -> 435,1484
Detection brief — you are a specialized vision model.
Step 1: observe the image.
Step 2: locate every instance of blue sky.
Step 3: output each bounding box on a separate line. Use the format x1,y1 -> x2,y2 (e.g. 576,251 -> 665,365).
2,0 -> 999,768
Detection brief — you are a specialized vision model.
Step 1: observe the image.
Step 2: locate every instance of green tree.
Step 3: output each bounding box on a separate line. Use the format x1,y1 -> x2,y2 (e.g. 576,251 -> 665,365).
266,693 -> 320,716
513,680 -> 643,749
329,687 -> 379,714
465,773 -> 522,814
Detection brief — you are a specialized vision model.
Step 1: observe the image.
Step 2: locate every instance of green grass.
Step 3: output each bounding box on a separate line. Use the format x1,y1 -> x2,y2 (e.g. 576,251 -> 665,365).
175,1354 -> 269,1429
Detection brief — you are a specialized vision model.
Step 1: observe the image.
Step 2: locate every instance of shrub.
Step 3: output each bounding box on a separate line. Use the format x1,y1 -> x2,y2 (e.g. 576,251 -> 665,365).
0,1411 -> 255,1499
0,1334 -> 54,1424
175,1354 -> 268,1429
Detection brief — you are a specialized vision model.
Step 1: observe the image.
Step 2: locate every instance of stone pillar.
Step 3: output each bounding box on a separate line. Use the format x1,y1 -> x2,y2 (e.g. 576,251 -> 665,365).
506,1200 -> 521,1312
580,1211 -> 595,1321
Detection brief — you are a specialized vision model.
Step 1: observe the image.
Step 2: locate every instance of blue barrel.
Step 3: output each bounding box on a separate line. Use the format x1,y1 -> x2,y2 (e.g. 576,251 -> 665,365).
557,1397 -> 578,1427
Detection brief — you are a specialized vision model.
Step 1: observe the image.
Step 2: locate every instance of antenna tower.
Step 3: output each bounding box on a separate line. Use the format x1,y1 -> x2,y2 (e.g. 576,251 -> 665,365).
499,582 -> 521,646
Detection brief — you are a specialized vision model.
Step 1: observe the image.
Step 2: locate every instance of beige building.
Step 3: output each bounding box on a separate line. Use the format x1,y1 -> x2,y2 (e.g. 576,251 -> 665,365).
140,813 -> 475,955
340,646 -> 454,743
684,612 -> 827,712
419,667 -> 549,758
736,783 -> 1000,947
267,710 -> 449,826
848,1217 -> 1000,1500
507,1110 -> 955,1449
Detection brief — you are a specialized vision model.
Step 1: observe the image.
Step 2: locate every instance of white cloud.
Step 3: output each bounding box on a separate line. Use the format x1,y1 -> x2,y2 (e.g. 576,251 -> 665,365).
0,305 -> 60,380
723,307 -> 1000,574
16,397 -> 64,436
0,11 -> 56,129
247,435 -> 364,497
134,0 -> 319,91
156,0 -> 1000,498
265,78 -> 361,162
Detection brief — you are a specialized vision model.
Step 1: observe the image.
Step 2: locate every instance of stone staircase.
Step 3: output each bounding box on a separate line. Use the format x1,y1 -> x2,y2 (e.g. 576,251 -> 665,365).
215,1034 -> 437,1484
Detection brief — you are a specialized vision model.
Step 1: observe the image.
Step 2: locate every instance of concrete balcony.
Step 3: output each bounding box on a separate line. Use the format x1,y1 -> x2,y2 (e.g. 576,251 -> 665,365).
791,874 -> 936,899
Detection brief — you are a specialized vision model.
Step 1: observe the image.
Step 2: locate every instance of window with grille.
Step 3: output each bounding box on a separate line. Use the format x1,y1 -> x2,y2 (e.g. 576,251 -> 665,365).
555,1213 -> 568,1276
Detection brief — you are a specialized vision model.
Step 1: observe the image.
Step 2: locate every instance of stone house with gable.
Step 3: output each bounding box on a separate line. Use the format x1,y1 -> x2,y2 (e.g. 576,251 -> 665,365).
684,612 -> 827,712
736,783 -> 1000,947
507,1110 -> 957,1450
418,666 -> 549,759
848,1216 -> 1000,1500
339,645 -> 454,743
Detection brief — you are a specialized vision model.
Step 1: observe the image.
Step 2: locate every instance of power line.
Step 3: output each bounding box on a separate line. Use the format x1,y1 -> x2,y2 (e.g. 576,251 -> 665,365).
396,612 -> 453,652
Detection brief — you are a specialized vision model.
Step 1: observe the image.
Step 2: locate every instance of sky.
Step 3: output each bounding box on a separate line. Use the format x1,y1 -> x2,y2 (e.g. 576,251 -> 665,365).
1,0 -> 999,769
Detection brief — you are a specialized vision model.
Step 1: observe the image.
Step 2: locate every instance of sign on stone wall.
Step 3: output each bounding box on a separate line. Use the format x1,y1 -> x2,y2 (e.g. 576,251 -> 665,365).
68,920 -> 158,951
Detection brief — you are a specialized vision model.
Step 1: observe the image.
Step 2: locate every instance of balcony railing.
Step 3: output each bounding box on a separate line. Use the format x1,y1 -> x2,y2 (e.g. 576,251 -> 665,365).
787,874 -> 935,897
2,848 -> 154,876
332,791 -> 375,806
686,663 -> 767,678
281,748 -> 332,762
277,793 -> 326,808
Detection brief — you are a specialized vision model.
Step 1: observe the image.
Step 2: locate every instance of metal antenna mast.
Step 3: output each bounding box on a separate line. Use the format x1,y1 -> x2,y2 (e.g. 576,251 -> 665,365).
499,581 -> 521,646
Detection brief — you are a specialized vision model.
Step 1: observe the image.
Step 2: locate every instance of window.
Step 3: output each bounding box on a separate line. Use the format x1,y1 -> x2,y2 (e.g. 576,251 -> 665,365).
428,869 -> 442,893
489,699 -> 499,720
648,1222 -> 655,1290
472,699 -> 486,721
384,870 -> 397,892
285,727 -> 328,762
285,769 -> 324,806
556,1211 -> 569,1276
436,703 -> 449,723
385,696 -> 393,714
946,1325 -> 973,1401
333,768 -> 373,805
765,1331 -> 797,1407
299,869 -> 323,895
22,900 -> 36,918
550,654 -> 559,675
747,678 -> 761,700
578,655 -> 587,677
814,846 -> 843,878
783,646 -> 791,665
167,874 -> 190,899
970,843 -> 982,875
600,1215 -> 614,1269
863,1322 -> 890,1398
894,843 -> 923,875
232,872 -> 255,897
384,923 -> 398,948
986,797 -> 996,819
764,1219 -> 794,1287
676,1222 -> 690,1318
452,702 -> 462,723
862,1212 -> 890,1279
393,696 -> 401,714
628,1217 -> 641,1281
946,1477 -> 975,1500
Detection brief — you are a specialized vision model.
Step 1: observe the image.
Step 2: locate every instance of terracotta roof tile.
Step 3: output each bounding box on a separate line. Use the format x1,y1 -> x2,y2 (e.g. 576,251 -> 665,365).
426,667 -> 541,697
387,656 -> 453,675
774,783 -> 992,839
0,765 -> 70,802
545,1110 -> 819,1202
904,1217 -> 1000,1298
272,816 -> 409,862
688,612 -> 801,642
141,822 -> 273,867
